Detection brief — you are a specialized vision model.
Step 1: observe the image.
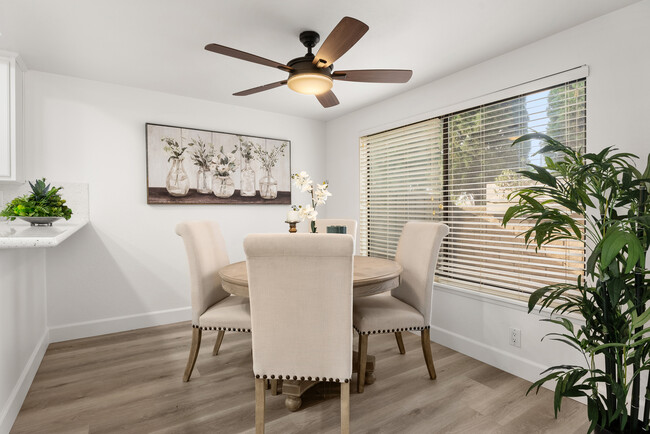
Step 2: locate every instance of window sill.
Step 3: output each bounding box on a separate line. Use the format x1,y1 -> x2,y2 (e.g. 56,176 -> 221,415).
434,280 -> 585,324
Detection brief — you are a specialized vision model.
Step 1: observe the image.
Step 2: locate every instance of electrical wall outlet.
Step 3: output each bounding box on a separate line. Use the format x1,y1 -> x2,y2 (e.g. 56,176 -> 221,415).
509,327 -> 521,348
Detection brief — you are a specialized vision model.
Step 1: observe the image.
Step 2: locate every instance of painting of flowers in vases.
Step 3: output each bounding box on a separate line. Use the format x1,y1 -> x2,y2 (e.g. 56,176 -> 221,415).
146,123 -> 291,204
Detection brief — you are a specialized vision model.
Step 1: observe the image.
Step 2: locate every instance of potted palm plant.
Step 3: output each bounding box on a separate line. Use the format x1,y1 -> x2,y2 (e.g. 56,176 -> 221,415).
502,133 -> 650,433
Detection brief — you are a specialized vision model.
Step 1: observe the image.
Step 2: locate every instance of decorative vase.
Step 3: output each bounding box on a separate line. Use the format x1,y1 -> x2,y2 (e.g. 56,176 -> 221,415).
213,174 -> 235,198
240,159 -> 256,197
310,220 -> 316,233
259,167 -> 278,200
196,167 -> 212,194
166,159 -> 190,197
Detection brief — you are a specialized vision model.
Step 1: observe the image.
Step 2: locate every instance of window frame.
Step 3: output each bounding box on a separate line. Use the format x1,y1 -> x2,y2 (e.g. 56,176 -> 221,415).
359,77 -> 587,299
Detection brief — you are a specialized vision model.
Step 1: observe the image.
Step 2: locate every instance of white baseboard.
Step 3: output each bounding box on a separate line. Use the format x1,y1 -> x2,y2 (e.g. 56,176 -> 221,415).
429,324 -> 585,403
429,324 -> 547,383
0,330 -> 49,434
48,306 -> 191,343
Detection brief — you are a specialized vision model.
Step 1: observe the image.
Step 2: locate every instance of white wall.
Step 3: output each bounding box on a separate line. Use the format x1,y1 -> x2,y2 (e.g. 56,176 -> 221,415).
324,0 -> 650,383
2,3 -> 648,430
0,249 -> 48,434
22,72 -> 326,341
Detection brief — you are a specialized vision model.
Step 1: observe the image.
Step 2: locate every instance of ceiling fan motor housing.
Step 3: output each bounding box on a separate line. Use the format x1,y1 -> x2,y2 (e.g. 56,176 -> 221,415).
286,57 -> 333,95
290,30 -> 334,80
287,31 -> 334,95
284,30 -> 333,95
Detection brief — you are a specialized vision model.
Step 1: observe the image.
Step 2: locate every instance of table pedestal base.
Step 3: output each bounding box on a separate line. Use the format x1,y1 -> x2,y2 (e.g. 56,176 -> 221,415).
281,351 -> 375,411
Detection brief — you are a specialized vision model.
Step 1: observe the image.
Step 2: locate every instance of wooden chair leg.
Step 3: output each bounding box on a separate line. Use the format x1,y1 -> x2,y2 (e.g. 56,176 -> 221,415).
212,330 -> 225,356
357,333 -> 368,393
341,381 -> 350,434
395,332 -> 406,354
421,329 -> 437,380
270,379 -> 279,396
183,327 -> 202,382
255,378 -> 266,434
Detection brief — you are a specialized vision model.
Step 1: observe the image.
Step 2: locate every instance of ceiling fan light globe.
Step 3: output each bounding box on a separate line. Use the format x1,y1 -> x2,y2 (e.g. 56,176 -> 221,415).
287,73 -> 333,95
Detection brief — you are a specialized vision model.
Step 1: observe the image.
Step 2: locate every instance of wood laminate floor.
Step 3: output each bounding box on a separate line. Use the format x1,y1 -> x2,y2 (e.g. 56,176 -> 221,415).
11,322 -> 589,433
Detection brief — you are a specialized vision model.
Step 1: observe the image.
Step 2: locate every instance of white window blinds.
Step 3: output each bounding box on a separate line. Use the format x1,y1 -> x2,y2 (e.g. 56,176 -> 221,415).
360,119 -> 443,258
360,79 -> 586,297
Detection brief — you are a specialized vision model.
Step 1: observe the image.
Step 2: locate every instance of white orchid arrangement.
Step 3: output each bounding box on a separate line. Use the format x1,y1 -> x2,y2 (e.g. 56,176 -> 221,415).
291,171 -> 332,233
211,145 -> 239,177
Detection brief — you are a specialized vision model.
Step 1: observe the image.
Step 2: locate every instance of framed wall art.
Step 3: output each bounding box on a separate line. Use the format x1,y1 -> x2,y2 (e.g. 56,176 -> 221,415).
146,123 -> 291,204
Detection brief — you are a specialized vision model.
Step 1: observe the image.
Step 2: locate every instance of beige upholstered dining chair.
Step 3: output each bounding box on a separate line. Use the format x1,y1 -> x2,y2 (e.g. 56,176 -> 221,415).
315,219 -> 358,240
245,233 -> 354,434
176,221 -> 251,382
353,221 -> 449,393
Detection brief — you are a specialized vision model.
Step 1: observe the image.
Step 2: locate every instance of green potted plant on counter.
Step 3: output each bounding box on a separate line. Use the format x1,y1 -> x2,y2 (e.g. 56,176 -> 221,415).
502,133 -> 650,433
1,178 -> 73,226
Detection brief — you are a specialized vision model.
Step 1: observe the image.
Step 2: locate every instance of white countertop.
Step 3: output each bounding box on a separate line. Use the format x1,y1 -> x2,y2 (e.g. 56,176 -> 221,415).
0,219 -> 89,248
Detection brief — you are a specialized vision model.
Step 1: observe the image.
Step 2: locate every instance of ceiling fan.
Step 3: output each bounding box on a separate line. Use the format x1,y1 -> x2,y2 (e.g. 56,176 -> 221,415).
205,17 -> 413,108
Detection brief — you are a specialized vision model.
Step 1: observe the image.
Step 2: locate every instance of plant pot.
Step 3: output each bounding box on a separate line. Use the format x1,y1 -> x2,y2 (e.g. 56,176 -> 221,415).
594,419 -> 650,432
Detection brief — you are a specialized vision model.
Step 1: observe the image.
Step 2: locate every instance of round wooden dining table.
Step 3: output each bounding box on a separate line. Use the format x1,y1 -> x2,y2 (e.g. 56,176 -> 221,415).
218,255 -> 403,298
218,255 -> 402,411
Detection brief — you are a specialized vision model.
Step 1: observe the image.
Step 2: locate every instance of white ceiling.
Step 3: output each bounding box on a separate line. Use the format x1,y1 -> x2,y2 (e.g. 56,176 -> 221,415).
0,0 -> 640,121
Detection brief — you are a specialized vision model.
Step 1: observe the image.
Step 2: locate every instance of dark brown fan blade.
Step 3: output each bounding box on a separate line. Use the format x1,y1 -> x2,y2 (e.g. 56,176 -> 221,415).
233,80 -> 288,96
205,44 -> 293,73
312,17 -> 369,68
332,69 -> 413,83
316,90 -> 339,108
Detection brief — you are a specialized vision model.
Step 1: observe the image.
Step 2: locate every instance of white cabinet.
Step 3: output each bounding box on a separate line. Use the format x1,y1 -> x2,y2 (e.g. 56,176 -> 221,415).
0,52 -> 24,183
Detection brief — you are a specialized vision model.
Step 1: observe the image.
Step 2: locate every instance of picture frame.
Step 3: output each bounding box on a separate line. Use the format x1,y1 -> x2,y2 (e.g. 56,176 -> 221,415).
145,123 -> 291,205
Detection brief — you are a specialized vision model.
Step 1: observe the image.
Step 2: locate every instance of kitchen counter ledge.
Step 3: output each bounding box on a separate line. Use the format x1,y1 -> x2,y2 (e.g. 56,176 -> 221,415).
0,219 -> 89,248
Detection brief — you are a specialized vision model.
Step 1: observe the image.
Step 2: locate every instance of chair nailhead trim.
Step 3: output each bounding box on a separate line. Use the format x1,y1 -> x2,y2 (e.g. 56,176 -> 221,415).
353,325 -> 430,336
253,374 -> 350,383
192,324 -> 251,333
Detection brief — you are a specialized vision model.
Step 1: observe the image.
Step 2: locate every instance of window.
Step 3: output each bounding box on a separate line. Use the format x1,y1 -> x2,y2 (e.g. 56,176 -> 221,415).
360,79 -> 586,297
360,119 -> 443,258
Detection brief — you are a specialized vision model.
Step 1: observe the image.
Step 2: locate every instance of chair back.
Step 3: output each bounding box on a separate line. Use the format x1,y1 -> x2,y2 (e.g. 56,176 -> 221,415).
315,219 -> 357,240
176,221 -> 230,325
244,233 -> 354,382
391,221 -> 449,327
